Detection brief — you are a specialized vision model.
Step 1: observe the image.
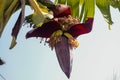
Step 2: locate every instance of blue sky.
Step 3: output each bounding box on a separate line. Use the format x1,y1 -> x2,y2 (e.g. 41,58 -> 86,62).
0,3 -> 120,80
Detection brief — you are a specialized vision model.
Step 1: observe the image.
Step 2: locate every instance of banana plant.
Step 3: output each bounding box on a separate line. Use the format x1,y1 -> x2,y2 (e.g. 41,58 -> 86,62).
0,0 -> 120,79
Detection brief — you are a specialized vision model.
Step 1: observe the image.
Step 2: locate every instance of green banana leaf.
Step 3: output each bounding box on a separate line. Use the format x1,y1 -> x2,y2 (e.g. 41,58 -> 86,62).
0,0 -> 19,37
96,0 -> 113,27
56,0 -> 95,22
67,0 -> 80,18
109,0 -> 120,11
56,0 -> 120,26
56,0 -> 80,18
80,0 -> 95,22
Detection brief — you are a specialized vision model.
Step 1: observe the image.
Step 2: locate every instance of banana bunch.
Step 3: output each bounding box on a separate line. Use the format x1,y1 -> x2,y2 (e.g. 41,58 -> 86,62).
47,29 -> 79,49
48,30 -> 63,49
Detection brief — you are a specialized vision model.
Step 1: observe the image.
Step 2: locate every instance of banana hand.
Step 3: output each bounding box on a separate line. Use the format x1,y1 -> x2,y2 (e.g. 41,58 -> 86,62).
47,30 -> 63,49
64,32 -> 79,48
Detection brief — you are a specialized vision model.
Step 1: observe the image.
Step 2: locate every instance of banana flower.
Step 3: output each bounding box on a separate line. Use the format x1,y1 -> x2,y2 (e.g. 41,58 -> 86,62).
26,4 -> 94,78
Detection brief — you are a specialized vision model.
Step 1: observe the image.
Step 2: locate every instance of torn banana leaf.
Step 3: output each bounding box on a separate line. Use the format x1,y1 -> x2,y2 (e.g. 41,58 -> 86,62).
67,0 -> 80,18
80,0 -> 95,22
109,0 -> 120,11
96,0 -> 113,26
55,36 -> 73,78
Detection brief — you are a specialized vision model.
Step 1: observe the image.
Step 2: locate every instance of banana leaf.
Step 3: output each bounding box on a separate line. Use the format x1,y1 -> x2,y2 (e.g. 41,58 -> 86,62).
80,0 -> 95,22
56,0 -> 95,22
109,0 -> 120,11
0,0 -> 19,37
96,0 -> 113,26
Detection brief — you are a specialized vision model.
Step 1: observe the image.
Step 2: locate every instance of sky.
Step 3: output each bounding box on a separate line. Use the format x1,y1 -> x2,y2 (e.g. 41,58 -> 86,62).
0,3 -> 120,80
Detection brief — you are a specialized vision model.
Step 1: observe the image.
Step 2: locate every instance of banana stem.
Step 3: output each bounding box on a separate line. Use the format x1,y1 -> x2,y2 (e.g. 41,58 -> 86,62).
28,0 -> 44,16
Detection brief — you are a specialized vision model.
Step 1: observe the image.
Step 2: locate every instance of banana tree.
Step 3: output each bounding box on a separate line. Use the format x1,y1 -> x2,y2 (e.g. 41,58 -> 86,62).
0,0 -> 120,79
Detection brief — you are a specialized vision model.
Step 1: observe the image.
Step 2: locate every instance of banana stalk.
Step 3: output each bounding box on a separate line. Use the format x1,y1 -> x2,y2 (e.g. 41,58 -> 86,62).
55,36 -> 73,78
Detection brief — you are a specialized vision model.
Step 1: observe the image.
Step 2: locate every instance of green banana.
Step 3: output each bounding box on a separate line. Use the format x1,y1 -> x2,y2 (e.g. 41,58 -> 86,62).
55,30 -> 63,37
50,30 -> 63,39
64,32 -> 79,48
